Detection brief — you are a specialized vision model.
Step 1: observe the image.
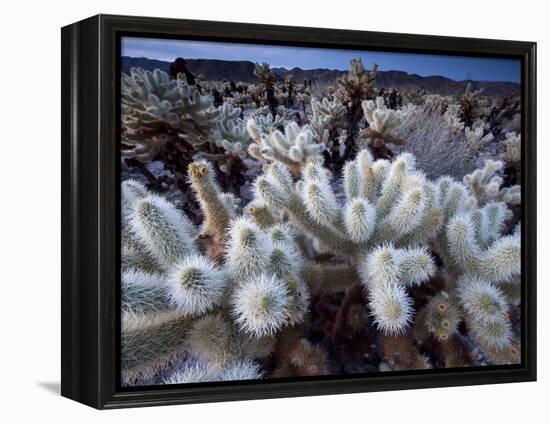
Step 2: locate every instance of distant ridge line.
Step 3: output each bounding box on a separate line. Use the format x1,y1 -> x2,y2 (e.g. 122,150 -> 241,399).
121,56 -> 520,96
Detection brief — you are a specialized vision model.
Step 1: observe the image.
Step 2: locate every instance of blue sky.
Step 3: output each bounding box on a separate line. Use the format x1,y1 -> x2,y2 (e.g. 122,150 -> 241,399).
122,37 -> 521,83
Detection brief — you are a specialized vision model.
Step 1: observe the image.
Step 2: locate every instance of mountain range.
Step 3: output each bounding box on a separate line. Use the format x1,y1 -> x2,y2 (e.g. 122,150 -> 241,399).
121,56 -> 520,96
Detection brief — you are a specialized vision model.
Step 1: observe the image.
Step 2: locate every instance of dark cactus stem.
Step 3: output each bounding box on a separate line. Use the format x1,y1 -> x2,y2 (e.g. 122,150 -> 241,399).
211,89 -> 223,107
170,57 -> 203,94
170,57 -> 196,86
255,63 -> 279,119
340,100 -> 364,166
286,78 -> 294,108
459,101 -> 475,128
266,84 -> 278,119
287,85 -> 293,107
326,127 -> 343,173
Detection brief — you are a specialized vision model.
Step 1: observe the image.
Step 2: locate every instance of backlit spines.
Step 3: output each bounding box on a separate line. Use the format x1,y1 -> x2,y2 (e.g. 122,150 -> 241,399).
167,254 -> 227,317
188,160 -> 233,241
129,193 -> 197,269
121,269 -> 171,315
457,274 -> 514,352
231,273 -> 291,337
343,198 -> 376,243
225,217 -> 271,281
446,211 -> 520,284
359,244 -> 434,335
368,284 -> 414,336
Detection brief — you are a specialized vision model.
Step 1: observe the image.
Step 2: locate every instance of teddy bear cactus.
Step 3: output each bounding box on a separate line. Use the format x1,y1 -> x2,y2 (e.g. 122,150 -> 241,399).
120,139 -> 521,385
119,58 -> 523,384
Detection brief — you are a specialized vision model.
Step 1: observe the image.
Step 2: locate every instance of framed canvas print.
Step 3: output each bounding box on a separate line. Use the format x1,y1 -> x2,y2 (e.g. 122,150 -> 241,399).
61,14 -> 536,409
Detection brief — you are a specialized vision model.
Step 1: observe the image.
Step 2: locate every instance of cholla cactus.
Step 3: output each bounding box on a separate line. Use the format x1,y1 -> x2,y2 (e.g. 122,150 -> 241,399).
288,339 -> 330,376
128,193 -> 197,269
121,169 -> 310,385
463,159 -> 521,205
360,97 -> 408,148
427,180 -> 519,362
188,161 -> 236,251
360,244 -> 435,335
252,112 -> 284,132
459,83 -> 484,128
501,132 -> 521,166
209,103 -> 252,161
445,207 -> 521,285
121,142 -> 521,383
444,103 -> 466,132
336,58 -> 378,105
464,126 -> 494,153
167,254 -> 227,316
417,293 -> 460,342
247,120 -> 324,176
121,68 -> 218,163
231,273 -> 291,337
122,68 -> 259,184
457,275 -> 513,350
309,97 -> 346,143
423,93 -> 451,113
335,58 -> 378,163
254,150 -> 444,255
121,310 -> 194,384
164,359 -> 263,384
120,56 -> 523,381
254,62 -> 278,118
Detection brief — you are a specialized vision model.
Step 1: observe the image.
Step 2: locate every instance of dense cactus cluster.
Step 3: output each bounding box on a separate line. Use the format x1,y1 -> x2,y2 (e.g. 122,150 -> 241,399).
120,55 -> 522,386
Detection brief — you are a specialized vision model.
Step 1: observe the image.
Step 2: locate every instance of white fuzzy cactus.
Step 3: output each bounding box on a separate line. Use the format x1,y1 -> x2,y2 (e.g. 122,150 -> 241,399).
129,193 -> 197,269
164,359 -> 263,384
121,179 -> 148,222
457,275 -> 508,323
121,269 -> 171,314
464,126 -> 494,153
457,274 -> 513,350
469,319 -> 513,350
463,159 -> 521,206
247,120 -> 324,175
163,361 -> 213,384
343,198 -> 376,243
254,150 -> 444,256
225,217 -> 272,281
362,97 -> 406,134
231,273 -> 291,337
119,175 -> 310,384
121,68 -> 218,162
447,212 -> 520,284
188,161 -> 235,242
501,132 -> 521,165
121,310 -> 194,384
360,97 -> 408,147
167,254 -> 227,316
309,97 -> 346,142
360,244 -> 435,335
120,136 -> 522,382
209,103 -> 252,160
444,104 -> 466,132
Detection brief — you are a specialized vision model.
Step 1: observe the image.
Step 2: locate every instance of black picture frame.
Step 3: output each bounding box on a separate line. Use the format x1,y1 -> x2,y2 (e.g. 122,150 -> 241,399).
61,14 -> 537,409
